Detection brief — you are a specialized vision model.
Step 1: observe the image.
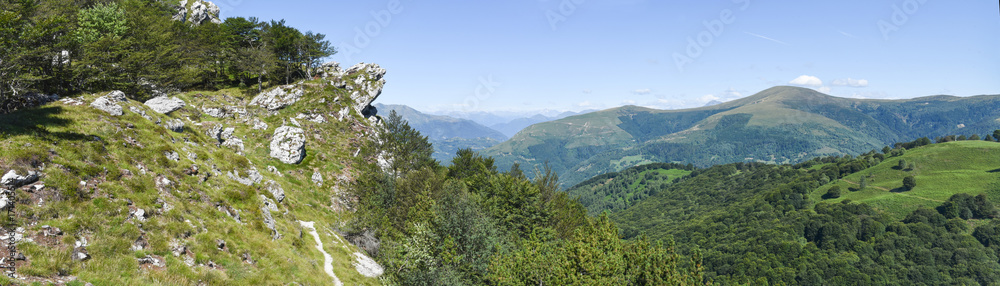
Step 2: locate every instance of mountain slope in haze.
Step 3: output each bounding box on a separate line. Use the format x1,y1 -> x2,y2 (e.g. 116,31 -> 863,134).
489,110 -> 593,138
375,103 -> 507,162
483,86 -> 1000,186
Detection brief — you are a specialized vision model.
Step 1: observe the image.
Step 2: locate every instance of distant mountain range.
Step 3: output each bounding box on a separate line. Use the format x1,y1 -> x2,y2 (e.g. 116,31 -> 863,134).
482,86 -> 1000,186
433,109 -> 594,138
375,103 -> 507,163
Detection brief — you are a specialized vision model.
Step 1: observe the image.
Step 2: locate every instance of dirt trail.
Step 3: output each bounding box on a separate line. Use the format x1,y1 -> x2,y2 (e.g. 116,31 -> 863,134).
299,221 -> 343,286
839,179 -> 944,203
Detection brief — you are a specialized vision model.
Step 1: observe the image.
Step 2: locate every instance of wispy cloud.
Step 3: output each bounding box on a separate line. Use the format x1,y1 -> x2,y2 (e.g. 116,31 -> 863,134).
744,32 -> 788,45
837,30 -> 857,38
632,89 -> 652,95
831,78 -> 869,87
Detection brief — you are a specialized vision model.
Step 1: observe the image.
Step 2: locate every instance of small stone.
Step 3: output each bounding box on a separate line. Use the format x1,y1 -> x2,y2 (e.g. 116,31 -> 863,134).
164,119 -> 185,132
165,151 -> 180,162
312,172 -> 323,187
265,180 -> 285,202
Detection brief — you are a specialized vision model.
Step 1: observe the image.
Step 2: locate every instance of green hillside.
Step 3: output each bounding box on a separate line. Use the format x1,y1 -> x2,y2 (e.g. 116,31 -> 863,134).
812,140 -> 1000,220
606,140 -> 1000,284
0,74 -> 384,284
483,86 -> 1000,187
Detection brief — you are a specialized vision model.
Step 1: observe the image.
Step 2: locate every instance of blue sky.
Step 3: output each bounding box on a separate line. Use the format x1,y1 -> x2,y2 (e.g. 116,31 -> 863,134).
222,0 -> 1000,113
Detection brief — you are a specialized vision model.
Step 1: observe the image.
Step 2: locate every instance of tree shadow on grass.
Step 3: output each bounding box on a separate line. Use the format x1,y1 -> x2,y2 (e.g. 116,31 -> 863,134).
0,106 -> 90,142
987,168 -> 1000,173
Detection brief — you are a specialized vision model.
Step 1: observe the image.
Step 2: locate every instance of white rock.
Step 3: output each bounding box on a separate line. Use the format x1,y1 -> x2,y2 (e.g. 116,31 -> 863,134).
262,206 -> 280,240
202,107 -> 228,118
164,119 -> 185,132
222,138 -> 245,153
265,180 -> 285,202
165,151 -> 180,162
261,195 -> 277,212
250,85 -> 304,111
297,113 -> 327,123
312,172 -> 323,186
269,126 -> 306,164
251,118 -> 269,130
228,167 -> 262,186
90,91 -> 127,116
353,252 -> 384,278
345,63 -> 386,118
1,170 -> 39,188
144,96 -> 186,114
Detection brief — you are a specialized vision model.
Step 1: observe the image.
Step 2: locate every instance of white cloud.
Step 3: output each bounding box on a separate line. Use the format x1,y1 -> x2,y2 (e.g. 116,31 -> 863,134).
582,89 -> 593,94
621,100 -> 637,105
632,89 -> 652,95
789,75 -> 823,87
576,101 -> 593,107
831,78 -> 869,87
817,86 -> 832,94
699,94 -> 720,102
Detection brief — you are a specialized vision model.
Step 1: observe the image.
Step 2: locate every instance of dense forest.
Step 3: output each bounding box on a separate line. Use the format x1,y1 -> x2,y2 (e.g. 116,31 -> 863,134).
0,0 -> 334,112
347,112 -> 708,285
606,136 -> 1000,285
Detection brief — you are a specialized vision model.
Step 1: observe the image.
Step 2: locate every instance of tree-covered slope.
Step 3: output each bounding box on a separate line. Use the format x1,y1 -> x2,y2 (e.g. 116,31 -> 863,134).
608,139 -> 1000,285
565,162 -> 693,216
483,86 -> 1000,187
374,103 -> 506,162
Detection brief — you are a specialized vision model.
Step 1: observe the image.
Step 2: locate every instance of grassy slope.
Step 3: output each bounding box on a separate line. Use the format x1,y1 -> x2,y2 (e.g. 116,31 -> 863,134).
0,77 -> 380,284
811,140 -> 1000,220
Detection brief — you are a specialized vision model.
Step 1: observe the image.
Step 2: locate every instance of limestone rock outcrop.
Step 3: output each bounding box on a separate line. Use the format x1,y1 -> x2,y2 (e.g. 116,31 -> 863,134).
251,85 -> 304,111
345,63 -> 386,118
144,96 -> 186,114
90,90 -> 128,116
269,126 -> 306,164
173,0 -> 221,26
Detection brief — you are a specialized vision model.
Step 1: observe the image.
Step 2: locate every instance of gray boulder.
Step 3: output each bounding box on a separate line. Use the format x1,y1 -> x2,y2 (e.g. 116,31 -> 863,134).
90,90 -> 128,116
316,61 -> 344,78
144,96 -> 186,114
261,206 -> 280,240
345,63 -> 386,118
269,126 -> 306,164
202,107 -> 228,118
265,180 -> 285,202
228,167 -> 262,186
311,172 -> 323,186
164,119 -> 185,132
251,85 -> 304,111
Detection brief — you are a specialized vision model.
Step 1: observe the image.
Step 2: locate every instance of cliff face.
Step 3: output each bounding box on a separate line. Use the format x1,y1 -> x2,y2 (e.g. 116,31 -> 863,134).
0,62 -> 388,285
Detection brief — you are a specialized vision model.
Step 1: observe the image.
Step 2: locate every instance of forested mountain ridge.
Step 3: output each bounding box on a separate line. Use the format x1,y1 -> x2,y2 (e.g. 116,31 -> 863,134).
484,86 -> 1000,186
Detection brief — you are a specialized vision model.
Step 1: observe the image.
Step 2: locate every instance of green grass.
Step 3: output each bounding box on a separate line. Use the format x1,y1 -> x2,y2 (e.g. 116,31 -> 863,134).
0,78 -> 381,284
812,140 -> 1000,220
